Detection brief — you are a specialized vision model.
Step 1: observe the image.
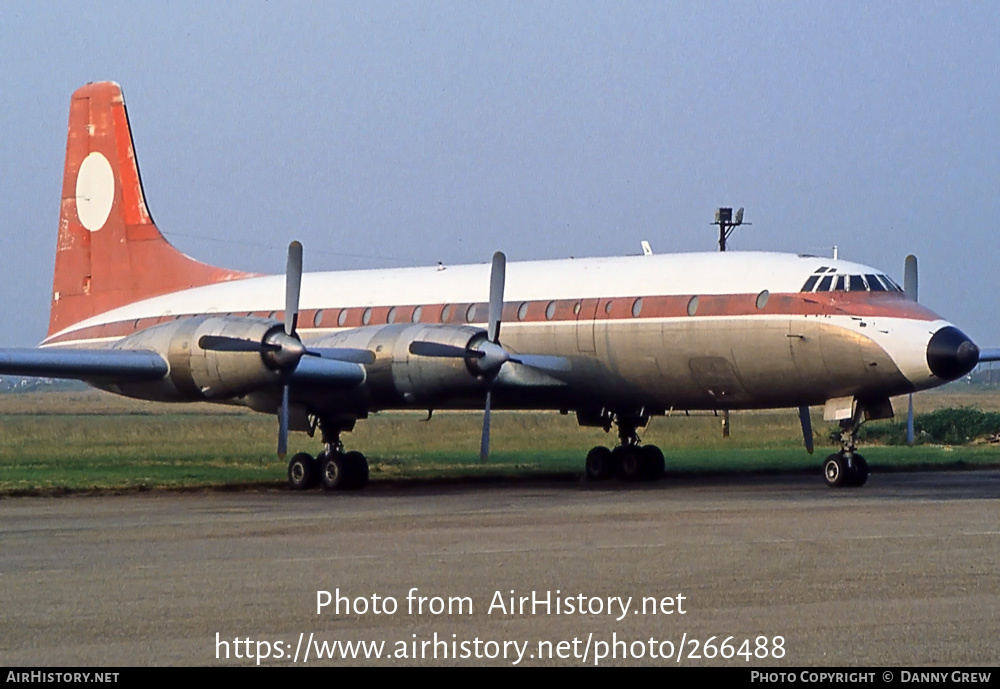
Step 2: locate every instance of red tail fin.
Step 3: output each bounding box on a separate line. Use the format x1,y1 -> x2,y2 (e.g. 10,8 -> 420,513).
48,82 -> 253,338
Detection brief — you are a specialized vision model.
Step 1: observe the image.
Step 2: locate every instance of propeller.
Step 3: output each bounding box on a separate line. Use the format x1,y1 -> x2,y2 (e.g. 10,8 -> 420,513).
198,241 -> 373,458
407,252 -> 571,461
407,252 -> 509,461
904,255 -> 918,445
481,251 -> 506,461
277,241 -> 303,458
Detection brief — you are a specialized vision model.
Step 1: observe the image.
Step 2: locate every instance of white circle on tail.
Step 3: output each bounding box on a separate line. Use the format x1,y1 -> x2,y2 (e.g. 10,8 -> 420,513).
76,152 -> 115,232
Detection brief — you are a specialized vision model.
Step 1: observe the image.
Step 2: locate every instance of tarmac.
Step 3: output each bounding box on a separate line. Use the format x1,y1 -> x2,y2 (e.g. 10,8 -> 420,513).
2,470 -> 998,666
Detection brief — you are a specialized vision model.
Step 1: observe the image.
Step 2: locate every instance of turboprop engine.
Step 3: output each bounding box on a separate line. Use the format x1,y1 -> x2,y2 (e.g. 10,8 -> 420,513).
100,316 -> 292,402
309,323 -> 498,407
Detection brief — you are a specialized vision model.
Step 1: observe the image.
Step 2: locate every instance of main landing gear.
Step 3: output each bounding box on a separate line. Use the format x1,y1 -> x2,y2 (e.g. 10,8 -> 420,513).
823,411 -> 870,488
287,449 -> 369,491
584,413 -> 665,483
286,418 -> 369,491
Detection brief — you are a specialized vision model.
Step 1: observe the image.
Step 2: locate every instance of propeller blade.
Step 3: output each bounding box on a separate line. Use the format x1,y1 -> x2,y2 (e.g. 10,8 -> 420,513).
488,251 -> 506,343
904,256 -> 918,446
278,384 -> 289,459
306,347 -> 376,365
906,394 -> 915,445
480,388 -> 493,462
904,254 -> 918,302
285,241 -> 303,335
408,341 -> 482,359
798,406 -> 814,454
509,354 -> 572,372
198,335 -> 279,353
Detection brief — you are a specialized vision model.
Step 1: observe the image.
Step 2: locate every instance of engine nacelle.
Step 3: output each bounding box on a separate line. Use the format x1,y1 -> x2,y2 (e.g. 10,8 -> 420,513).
311,324 -> 491,407
101,316 -> 284,402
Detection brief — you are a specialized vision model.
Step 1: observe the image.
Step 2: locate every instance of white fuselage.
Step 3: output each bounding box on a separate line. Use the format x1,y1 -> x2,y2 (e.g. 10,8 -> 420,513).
42,251 -> 953,414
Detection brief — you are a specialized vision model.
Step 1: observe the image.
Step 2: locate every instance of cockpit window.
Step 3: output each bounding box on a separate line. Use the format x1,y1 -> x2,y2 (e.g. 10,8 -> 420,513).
881,275 -> 903,292
865,274 -> 886,292
802,269 -> 904,294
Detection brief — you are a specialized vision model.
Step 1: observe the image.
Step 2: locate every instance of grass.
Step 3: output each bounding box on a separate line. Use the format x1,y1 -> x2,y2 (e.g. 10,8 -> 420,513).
1,390 -> 998,494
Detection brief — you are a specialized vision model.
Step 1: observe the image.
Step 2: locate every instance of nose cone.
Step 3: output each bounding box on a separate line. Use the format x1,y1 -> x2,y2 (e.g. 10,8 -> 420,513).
926,326 -> 980,381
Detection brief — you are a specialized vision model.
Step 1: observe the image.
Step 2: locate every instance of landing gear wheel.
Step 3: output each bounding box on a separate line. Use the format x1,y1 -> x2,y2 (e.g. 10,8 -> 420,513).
823,453 -> 849,488
615,445 -> 643,482
638,445 -> 665,481
319,452 -> 348,491
342,451 -> 369,490
585,446 -> 615,481
849,454 -> 869,487
287,452 -> 317,490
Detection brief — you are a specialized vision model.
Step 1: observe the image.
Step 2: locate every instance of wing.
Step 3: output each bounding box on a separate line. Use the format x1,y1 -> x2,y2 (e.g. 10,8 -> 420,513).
978,348 -> 1000,363
0,348 -> 168,381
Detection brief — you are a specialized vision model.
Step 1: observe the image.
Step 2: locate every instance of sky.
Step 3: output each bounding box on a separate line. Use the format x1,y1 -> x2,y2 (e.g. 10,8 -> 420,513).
1,1 -> 998,348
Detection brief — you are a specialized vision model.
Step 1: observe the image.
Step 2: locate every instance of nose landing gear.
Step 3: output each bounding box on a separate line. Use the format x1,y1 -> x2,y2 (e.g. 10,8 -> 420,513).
823,409 -> 870,488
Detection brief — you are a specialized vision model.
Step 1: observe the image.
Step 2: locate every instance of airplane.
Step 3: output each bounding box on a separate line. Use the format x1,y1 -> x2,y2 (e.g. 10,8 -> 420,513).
2,81 -> 997,492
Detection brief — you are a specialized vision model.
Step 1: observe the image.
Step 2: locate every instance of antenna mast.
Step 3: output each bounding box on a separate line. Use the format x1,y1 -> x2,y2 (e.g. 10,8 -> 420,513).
713,207 -> 750,252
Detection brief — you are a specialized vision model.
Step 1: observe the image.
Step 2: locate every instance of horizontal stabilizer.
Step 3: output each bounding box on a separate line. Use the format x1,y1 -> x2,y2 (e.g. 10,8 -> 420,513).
0,349 -> 168,381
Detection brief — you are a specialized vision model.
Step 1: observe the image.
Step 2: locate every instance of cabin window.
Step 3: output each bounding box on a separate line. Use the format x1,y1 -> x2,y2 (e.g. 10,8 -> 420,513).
313,310 -> 324,327
466,304 -> 478,323
545,301 -> 557,320
687,296 -> 699,316
755,290 -> 769,309
631,298 -> 643,317
604,300 -> 613,315
386,306 -> 397,324
267,311 -> 277,320
362,307 -> 372,325
337,309 -> 348,327
441,304 -> 452,323
517,302 -> 529,321
573,301 -> 582,315
849,275 -> 866,292
412,306 -> 423,323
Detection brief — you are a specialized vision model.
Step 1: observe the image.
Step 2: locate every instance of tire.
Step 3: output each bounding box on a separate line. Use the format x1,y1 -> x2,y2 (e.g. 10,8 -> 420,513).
639,445 -> 665,481
342,451 -> 369,490
320,452 -> 348,491
585,446 -> 614,481
615,445 -> 642,482
287,453 -> 317,490
850,454 -> 869,487
823,453 -> 849,488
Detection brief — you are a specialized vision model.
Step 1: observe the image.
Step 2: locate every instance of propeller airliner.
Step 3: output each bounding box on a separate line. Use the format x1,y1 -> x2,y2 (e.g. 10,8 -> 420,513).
3,82 -> 997,491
